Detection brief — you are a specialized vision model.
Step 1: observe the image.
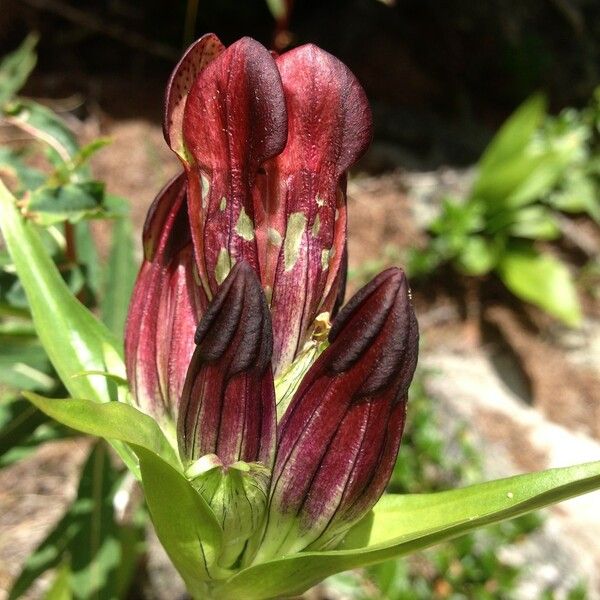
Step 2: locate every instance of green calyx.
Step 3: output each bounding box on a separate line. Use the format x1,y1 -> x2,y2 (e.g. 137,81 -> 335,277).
186,455 -> 271,568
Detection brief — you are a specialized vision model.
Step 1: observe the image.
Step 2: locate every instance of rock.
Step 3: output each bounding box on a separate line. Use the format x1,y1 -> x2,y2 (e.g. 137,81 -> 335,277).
423,349 -> 600,598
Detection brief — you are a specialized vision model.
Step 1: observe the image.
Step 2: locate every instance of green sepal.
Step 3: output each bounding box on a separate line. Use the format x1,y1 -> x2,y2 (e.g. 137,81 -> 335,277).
215,461 -> 600,600
187,456 -> 270,568
136,447 -> 231,595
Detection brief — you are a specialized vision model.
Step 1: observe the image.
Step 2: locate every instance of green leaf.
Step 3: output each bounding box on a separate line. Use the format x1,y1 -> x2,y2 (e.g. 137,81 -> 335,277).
497,244 -> 582,326
265,0 -> 287,19
51,138 -> 112,183
0,398 -> 51,458
475,95 -> 546,185
0,180 -> 123,402
136,447 -> 229,596
26,181 -> 110,226
101,217 -> 137,338
0,180 -> 136,470
508,205 -> 560,240
73,221 -> 102,298
0,33 -> 38,105
0,338 -> 53,393
3,99 -> 78,162
455,235 -> 499,275
0,419 -> 69,468
0,147 -> 46,194
548,170 -> 600,224
504,152 -> 572,209
24,393 -> 179,471
215,461 -> 600,600
9,441 -> 137,600
44,564 -> 72,600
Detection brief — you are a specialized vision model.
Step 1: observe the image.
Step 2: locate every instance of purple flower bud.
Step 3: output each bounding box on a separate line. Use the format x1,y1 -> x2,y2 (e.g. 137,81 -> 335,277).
177,261 -> 277,469
125,174 -> 204,425
254,268 -> 419,560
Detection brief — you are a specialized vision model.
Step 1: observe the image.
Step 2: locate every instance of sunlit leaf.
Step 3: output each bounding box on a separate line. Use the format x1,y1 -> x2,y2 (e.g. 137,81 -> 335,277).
0,33 -> 38,105
0,398 -> 53,461
497,243 -> 582,326
24,393 -> 179,471
215,461 -> 600,599
508,206 -> 560,240
0,147 -> 46,195
475,95 -> 546,188
25,181 -> 120,226
265,0 -> 287,20
0,179 -> 136,470
455,235 -> 498,275
44,564 -> 72,600
3,99 -> 78,162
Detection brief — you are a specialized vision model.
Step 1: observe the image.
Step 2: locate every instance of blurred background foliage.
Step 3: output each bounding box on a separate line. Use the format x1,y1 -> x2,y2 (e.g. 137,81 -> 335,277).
0,1 -> 599,598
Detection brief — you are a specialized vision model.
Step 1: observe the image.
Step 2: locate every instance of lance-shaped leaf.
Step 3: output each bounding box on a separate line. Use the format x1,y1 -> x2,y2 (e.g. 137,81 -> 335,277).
214,461 -> 600,600
163,33 -> 225,159
255,268 -> 418,562
260,45 -> 372,374
177,261 -> 276,469
182,37 -> 288,296
0,178 -> 137,472
125,173 -> 204,427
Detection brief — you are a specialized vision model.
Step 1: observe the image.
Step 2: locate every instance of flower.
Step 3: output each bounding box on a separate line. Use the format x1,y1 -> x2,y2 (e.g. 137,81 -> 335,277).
125,34 -> 418,569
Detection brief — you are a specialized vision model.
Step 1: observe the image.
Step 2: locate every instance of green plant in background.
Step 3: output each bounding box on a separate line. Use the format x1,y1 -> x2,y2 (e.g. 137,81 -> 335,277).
410,92 -> 600,327
0,35 -> 144,598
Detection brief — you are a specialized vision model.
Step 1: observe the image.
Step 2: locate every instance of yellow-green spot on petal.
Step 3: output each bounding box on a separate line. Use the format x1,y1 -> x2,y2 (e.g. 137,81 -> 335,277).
311,214 -> 321,237
219,197 -> 227,211
201,173 -> 210,210
268,227 -> 282,246
316,197 -> 326,207
235,207 -> 255,241
284,212 -> 307,272
321,248 -> 330,270
215,248 -> 233,284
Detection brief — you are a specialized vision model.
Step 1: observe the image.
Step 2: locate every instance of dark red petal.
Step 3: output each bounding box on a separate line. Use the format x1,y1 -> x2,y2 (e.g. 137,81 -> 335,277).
163,33 -> 225,158
258,268 -> 418,558
125,174 -> 205,423
262,44 -> 373,373
182,37 -> 288,297
177,262 -> 276,469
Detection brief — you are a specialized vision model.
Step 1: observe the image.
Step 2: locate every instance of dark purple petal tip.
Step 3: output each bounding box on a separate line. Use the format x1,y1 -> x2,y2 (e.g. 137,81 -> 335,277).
177,261 -> 276,467
327,267 -> 419,398
193,261 -> 273,375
